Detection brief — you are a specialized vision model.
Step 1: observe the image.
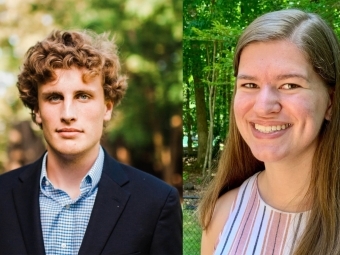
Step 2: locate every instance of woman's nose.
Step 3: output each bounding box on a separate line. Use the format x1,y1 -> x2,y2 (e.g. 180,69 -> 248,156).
253,86 -> 281,116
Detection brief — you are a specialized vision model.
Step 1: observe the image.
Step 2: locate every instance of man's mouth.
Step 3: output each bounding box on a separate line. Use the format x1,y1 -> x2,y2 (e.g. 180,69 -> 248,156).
57,128 -> 82,132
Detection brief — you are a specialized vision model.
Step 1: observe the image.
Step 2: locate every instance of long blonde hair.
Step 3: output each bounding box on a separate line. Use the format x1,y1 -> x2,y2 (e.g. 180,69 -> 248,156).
198,9 -> 340,255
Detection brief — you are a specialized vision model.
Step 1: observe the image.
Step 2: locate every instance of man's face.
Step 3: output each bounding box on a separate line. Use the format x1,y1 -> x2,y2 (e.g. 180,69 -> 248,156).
35,67 -> 113,159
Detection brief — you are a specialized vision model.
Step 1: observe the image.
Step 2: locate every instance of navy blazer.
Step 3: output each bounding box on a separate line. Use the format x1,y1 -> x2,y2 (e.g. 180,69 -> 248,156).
0,150 -> 182,255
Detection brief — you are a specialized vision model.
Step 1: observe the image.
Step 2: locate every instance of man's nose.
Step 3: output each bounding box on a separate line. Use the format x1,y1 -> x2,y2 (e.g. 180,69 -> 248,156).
61,99 -> 77,123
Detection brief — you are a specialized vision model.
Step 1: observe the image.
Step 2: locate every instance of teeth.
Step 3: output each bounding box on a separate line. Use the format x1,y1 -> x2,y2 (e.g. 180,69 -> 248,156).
255,123 -> 291,133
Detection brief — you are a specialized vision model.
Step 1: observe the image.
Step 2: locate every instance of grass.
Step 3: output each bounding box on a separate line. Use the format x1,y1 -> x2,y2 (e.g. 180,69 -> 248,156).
183,208 -> 201,255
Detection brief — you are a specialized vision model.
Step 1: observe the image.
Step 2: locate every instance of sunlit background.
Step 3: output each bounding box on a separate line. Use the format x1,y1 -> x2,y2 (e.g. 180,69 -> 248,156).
0,0 -> 182,192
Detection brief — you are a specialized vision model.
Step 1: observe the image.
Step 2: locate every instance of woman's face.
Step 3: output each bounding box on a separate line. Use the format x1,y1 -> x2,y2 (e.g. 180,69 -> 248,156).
234,40 -> 332,164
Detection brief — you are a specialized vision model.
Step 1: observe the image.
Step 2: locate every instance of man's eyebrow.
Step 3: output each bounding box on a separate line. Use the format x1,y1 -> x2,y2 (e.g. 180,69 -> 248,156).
41,89 -> 95,96
74,89 -> 95,94
41,91 -> 62,97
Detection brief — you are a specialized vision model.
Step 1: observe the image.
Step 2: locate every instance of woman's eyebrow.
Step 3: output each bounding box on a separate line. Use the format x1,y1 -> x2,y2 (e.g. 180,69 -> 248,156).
236,74 -> 257,80
276,73 -> 309,82
237,73 -> 309,82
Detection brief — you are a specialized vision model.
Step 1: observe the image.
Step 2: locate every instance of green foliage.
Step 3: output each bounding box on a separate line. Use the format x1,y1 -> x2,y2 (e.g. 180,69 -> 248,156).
183,170 -> 189,181
183,0 -> 340,166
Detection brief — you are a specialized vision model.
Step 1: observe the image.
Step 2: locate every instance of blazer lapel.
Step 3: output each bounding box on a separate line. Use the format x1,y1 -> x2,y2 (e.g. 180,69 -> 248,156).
12,158 -> 46,254
79,153 -> 130,255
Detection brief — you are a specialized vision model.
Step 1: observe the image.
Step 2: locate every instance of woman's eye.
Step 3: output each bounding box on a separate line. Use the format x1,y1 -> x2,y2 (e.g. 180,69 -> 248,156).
243,83 -> 258,88
281,83 -> 300,89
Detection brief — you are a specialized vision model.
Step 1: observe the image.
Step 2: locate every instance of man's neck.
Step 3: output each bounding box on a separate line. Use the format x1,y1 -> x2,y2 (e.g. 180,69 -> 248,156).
45,146 -> 100,199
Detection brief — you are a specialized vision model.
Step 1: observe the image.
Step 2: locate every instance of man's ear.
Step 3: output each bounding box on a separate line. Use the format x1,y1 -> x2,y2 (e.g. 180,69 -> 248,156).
325,90 -> 333,121
34,107 -> 42,124
103,100 -> 114,122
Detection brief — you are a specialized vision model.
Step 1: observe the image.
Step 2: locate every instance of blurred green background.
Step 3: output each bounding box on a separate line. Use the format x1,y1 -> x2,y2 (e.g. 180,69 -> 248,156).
0,0 -> 182,191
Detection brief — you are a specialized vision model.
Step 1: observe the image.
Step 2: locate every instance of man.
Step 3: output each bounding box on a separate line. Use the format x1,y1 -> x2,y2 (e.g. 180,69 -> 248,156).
0,30 -> 182,255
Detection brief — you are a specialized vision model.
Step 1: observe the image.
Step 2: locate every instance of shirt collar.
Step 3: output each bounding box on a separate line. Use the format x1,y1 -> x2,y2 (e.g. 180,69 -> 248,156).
40,147 -> 104,194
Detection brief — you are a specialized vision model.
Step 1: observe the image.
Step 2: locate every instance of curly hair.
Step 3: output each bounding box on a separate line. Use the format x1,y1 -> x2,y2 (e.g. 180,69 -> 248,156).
17,29 -> 128,124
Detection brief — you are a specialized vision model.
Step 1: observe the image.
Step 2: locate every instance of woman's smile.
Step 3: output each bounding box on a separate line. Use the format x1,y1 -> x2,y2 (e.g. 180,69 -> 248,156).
234,40 -> 332,163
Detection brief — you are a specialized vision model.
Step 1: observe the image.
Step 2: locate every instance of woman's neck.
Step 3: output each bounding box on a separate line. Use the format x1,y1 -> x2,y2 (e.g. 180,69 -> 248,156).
258,157 -> 312,213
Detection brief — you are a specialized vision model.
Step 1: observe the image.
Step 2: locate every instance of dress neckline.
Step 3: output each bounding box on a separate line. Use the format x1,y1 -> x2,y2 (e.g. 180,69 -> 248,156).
254,172 -> 310,214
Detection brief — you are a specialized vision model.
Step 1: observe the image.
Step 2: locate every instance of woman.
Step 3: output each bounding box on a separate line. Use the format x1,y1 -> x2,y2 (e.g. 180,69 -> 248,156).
199,9 -> 340,255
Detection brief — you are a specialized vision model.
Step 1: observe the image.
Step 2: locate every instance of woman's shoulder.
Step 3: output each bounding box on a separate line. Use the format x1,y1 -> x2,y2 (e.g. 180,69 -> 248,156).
201,173 -> 260,255
214,173 -> 258,217
201,187 -> 240,255
215,187 -> 240,219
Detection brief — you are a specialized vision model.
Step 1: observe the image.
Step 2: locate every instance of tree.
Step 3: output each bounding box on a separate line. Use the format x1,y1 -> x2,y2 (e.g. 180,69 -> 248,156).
183,0 -> 340,177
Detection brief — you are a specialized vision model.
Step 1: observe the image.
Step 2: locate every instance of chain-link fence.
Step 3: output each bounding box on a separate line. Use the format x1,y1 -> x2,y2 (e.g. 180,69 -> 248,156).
183,195 -> 201,255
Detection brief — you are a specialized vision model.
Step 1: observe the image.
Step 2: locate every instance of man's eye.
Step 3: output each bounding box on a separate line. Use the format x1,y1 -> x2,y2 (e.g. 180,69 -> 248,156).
48,95 -> 61,102
281,83 -> 300,89
78,94 -> 90,100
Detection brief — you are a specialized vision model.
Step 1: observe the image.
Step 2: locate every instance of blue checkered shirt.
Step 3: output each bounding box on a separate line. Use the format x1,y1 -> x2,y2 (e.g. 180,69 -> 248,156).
39,147 -> 104,255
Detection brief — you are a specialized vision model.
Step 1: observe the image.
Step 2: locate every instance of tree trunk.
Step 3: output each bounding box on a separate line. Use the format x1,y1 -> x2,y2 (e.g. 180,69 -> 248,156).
203,40 -> 217,178
184,78 -> 193,156
6,120 -> 45,172
193,81 -> 208,168
191,40 -> 208,169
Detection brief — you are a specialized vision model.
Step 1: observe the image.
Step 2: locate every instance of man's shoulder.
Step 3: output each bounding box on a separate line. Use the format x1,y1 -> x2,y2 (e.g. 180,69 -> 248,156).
0,164 -> 28,182
102,153 -> 177,198
0,158 -> 42,191
110,160 -> 181,218
117,160 -> 174,191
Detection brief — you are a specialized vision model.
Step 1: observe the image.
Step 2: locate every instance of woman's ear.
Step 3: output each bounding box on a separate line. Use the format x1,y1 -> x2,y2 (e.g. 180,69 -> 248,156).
325,90 -> 334,121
